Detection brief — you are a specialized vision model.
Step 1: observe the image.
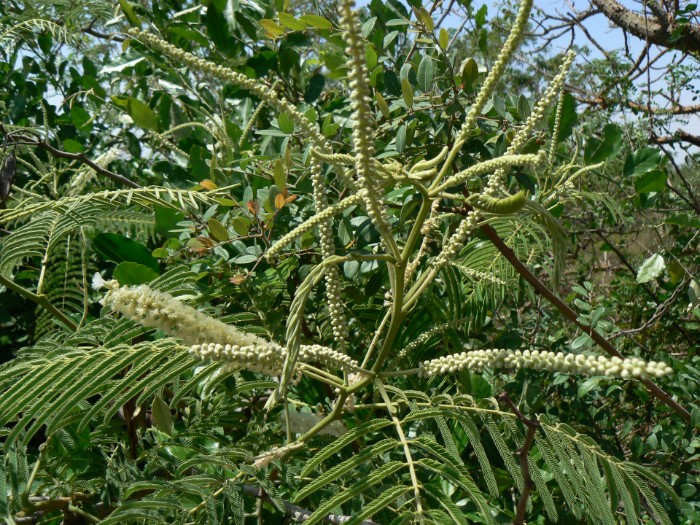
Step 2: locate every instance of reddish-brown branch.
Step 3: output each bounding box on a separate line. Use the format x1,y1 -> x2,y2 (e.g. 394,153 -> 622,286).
498,393 -> 539,525
466,205 -> 691,422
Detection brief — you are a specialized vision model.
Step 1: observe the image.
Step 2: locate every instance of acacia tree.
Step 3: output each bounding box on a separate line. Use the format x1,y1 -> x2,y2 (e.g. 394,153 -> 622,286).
0,0 -> 697,523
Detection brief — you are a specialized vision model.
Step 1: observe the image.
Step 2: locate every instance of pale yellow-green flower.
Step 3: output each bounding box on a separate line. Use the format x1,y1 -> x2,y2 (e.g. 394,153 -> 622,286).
418,349 -> 673,379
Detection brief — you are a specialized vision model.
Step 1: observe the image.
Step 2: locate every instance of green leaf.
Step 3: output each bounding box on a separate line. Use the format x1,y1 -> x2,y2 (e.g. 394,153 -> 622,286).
439,27 -> 449,49
461,58 -> 478,91
401,77 -> 413,107
584,123 -> 622,163
151,394 -> 174,435
230,217 -> 251,235
304,74 -> 325,103
278,12 -> 306,30
189,145 -> 212,181
278,113 -> 295,134
549,92 -> 577,140
365,46 -> 377,70
416,7 -> 434,31
634,169 -> 666,194
475,4 -> 488,27
383,30 -> 399,49
113,262 -> 159,285
63,138 -> 85,153
665,213 -> 700,228
207,218 -> 229,242
70,105 -> 92,131
94,233 -> 160,272
361,17 -> 377,38
128,98 -> 159,130
384,70 -> 401,96
417,55 -> 434,91
623,147 -> 662,177
259,19 -> 285,37
375,91 -> 391,119
154,205 -> 184,238
637,253 -> 665,283
463,374 -> 491,399
577,377 -> 601,398
321,115 -> 339,136
273,159 -> 287,191
299,14 -> 333,29
396,124 -> 407,152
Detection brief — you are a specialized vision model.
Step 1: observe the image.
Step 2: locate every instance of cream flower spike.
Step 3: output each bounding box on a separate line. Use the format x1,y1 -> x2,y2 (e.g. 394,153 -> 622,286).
101,283 -> 265,347
419,349 -> 673,379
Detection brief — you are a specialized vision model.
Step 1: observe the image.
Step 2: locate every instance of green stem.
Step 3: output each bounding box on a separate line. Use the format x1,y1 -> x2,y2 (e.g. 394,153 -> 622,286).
401,197 -> 433,265
401,266 -> 439,313
379,368 -> 421,377
0,274 -> 77,330
374,378 -> 425,523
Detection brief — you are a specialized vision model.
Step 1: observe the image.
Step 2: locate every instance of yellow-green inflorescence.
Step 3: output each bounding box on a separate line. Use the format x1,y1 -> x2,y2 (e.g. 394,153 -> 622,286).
455,0 -> 534,146
484,51 -> 576,196
418,349 -> 673,379
190,342 -> 359,376
99,281 -> 360,376
339,0 -> 400,260
129,29 -> 327,150
101,281 -> 265,347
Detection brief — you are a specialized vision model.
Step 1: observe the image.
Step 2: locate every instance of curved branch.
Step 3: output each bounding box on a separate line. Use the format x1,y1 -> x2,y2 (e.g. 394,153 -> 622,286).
590,0 -> 700,53
652,129 -> 700,147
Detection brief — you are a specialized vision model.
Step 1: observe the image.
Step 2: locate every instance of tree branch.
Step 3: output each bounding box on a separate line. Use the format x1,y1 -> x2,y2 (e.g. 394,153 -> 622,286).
652,129 -> 700,147
468,207 -> 690,422
2,128 -> 141,189
590,0 -> 700,53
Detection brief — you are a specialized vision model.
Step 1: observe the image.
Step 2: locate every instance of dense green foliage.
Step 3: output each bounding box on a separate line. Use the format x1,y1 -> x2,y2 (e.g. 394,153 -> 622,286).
0,0 -> 698,523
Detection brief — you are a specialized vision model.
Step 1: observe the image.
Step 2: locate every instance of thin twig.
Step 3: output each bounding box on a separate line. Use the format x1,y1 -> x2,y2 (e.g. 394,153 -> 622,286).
4,130 -> 141,188
0,273 -> 77,330
498,393 -> 539,525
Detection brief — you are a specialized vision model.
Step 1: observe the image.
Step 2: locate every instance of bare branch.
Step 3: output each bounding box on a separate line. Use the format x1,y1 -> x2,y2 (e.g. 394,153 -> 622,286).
590,0 -> 700,53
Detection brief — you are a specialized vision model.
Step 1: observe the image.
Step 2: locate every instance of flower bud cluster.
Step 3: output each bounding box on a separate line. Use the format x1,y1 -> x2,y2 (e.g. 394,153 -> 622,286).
485,51 -> 575,195
418,349 -> 673,379
455,0 -> 533,143
266,192 -> 364,260
191,342 -> 287,375
300,344 -> 358,372
189,342 -> 360,376
339,0 -> 396,256
459,267 -> 506,285
101,284 -> 264,347
439,152 -> 545,192
434,210 -> 480,267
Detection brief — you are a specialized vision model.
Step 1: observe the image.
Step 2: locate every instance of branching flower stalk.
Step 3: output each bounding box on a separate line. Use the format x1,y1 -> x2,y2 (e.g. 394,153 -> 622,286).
310,156 -> 349,351
99,280 -> 366,381
428,0 -> 535,191
129,29 -> 328,151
